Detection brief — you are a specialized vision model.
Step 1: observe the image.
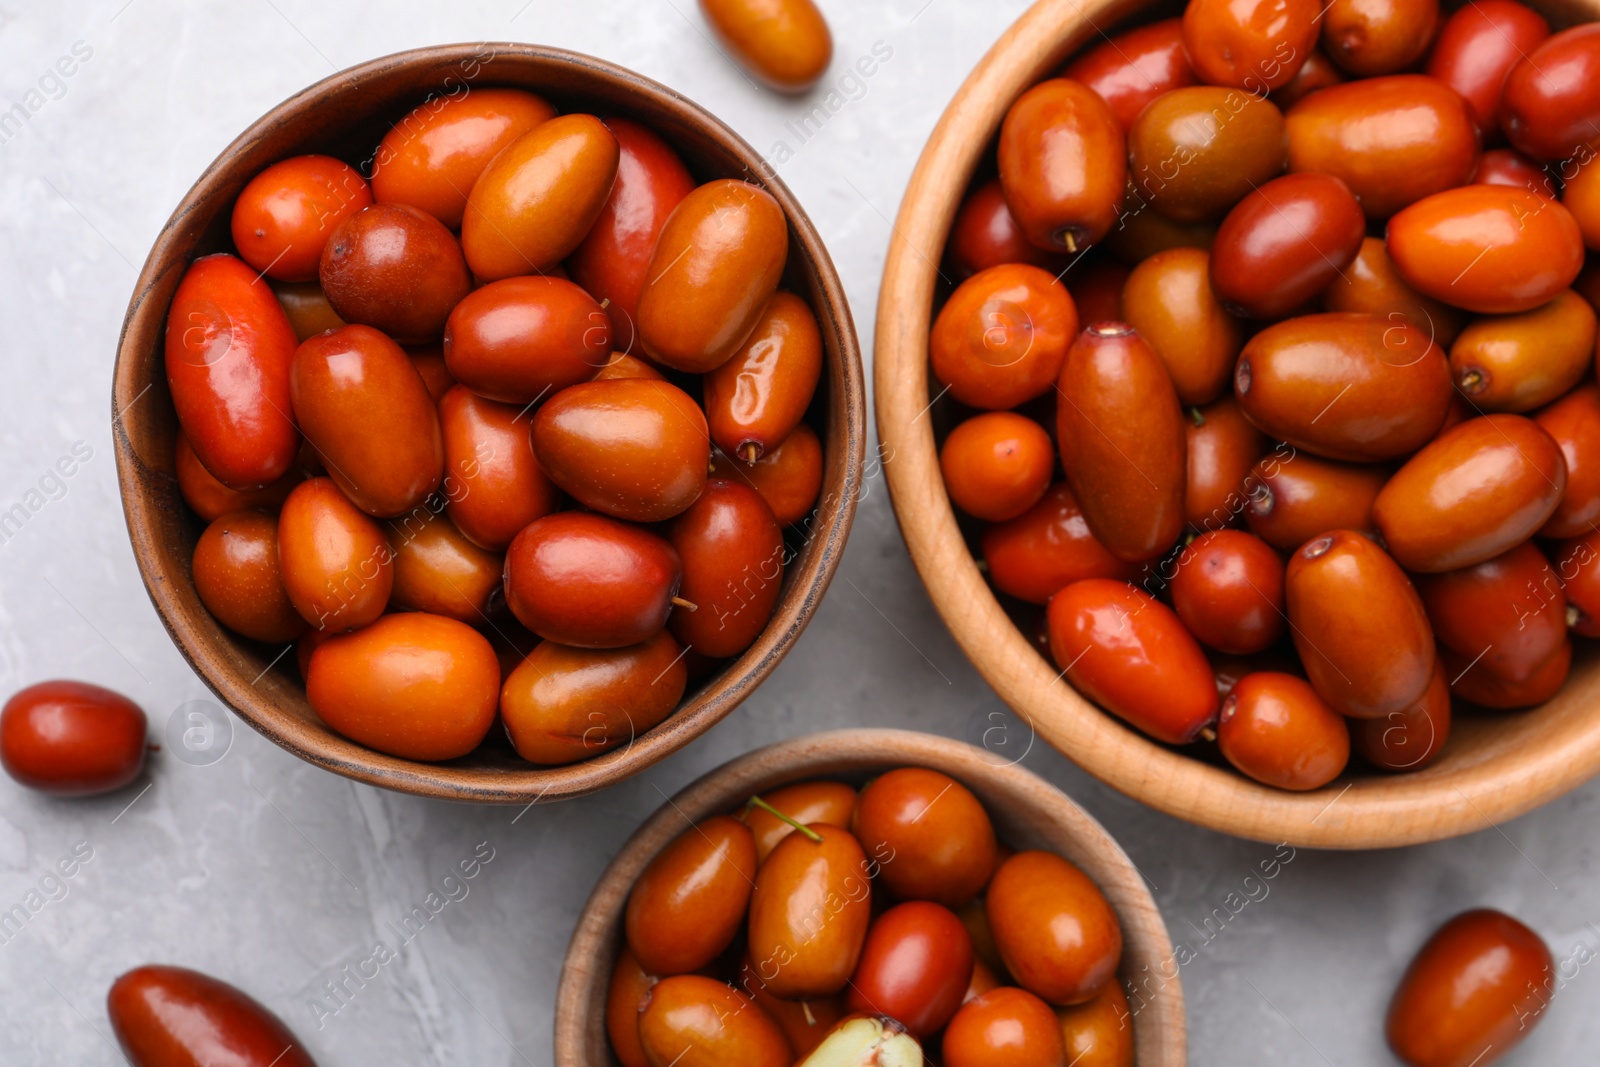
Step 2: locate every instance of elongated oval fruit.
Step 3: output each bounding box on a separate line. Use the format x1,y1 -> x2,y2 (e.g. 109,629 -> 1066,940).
1127,87 -> 1287,223
998,78 -> 1126,252
387,510 -> 503,624
1047,579 -> 1219,743
443,276 -> 611,404
165,254 -> 300,490
1234,312 -> 1452,461
1285,530 -> 1434,718
700,0 -> 834,92
747,824 -> 872,999
1056,323 -> 1185,563
1374,414 -> 1567,573
626,815 -> 757,976
1,680 -> 147,797
1415,542 -> 1565,685
193,510 -> 307,643
1450,289 -> 1595,413
638,179 -> 789,373
703,291 -> 822,461
438,384 -> 559,551
638,975 -> 793,1067
1500,23 -> 1600,161
1209,172 -> 1366,319
276,477 -> 394,632
109,964 -> 317,1067
1537,384 -> 1600,538
986,850 -> 1122,1006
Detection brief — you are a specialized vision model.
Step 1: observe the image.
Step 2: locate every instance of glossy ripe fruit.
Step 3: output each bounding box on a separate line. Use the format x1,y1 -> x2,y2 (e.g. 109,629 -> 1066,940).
626,815 -> 757,976
941,412 -> 1055,522
1287,76 -> 1478,219
174,432 -> 300,522
108,964 -> 316,1067
844,901 -> 974,1036
499,632 -> 688,764
1244,450 -> 1387,550
1352,660 -> 1451,772
852,767 -> 998,908
443,275 -> 611,404
276,478 -> 394,631
318,204 -> 471,345
1,681 -> 145,796
532,379 -> 710,522
980,483 -> 1141,604
1416,543 -> 1565,684
387,511 -> 502,624
703,291 -> 822,461
1444,637 -> 1571,708
1218,672 -> 1350,790
1063,18 -> 1196,130
636,975 -> 792,1067
747,824 -> 872,999
1209,173 -> 1365,318
1387,186 -> 1585,313
735,422 -> 824,525
638,179 -> 789,373
437,384 -> 558,551
1270,47 -> 1344,109
371,88 -> 555,230
290,324 -> 444,517
1320,237 -> 1464,347
1170,530 -> 1285,654
1563,156 -> 1600,248
192,510 -> 307,642
998,79 -> 1125,251
1127,87 -> 1288,222
271,280 -> 346,342
1476,148 -> 1556,197
1187,397 -> 1268,529
668,479 -> 785,658
231,154 -> 371,283
1120,247 -> 1240,405
1387,909 -> 1553,1067
1181,0 -> 1316,91
166,254 -> 301,490
1556,530 -> 1600,636
944,986 -> 1070,1067
1234,312 -> 1452,461
307,613 -> 497,760
568,118 -> 696,352
462,113 -> 619,280
1426,0 -> 1550,135
1450,290 -> 1595,412
741,779 -> 857,862
1048,579 -> 1219,743
608,948 -> 657,1067
1057,324 -> 1186,562
948,178 -> 1070,277
505,512 -> 682,648
987,850 -> 1121,1005
1056,982 -> 1135,1067
1285,530 -> 1435,717
1538,385 -> 1600,537
700,0 -> 833,92
930,263 -> 1078,410
1321,0 -> 1437,76
1501,24 -> 1600,160
1375,414 -> 1566,572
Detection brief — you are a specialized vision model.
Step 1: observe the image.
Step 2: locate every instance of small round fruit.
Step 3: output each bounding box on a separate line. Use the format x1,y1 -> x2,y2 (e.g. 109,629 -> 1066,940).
986,850 -> 1122,1006
998,78 -> 1125,252
944,987 -> 1070,1067
930,263 -> 1078,410
637,975 -> 792,1067
1182,0 -> 1317,91
1170,530 -> 1285,655
941,412 -> 1055,522
1321,0 -> 1438,76
1218,673 -> 1350,790
844,900 -> 975,1036
699,0 -> 833,93
231,154 -> 371,282
319,203 -> 472,344
192,510 -> 307,643
852,767 -> 998,909
1,681 -> 146,796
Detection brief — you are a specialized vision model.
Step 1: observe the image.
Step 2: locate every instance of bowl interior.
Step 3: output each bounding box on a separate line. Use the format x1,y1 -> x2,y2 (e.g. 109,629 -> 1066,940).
874,0 -> 1600,848
114,44 -> 864,803
554,728 -> 1185,1067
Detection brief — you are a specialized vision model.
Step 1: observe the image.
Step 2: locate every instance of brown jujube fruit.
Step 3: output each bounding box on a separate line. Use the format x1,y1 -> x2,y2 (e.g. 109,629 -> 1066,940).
1415,542 -> 1565,684
1374,414 -> 1567,573
625,815 -> 757,976
231,154 -> 371,284
746,824 -> 873,1000
175,432 -> 300,522
1056,981 -> 1136,1067
318,203 -> 472,345
699,0 -> 834,93
1476,148 -> 1557,198
108,964 -> 317,1067
1,681 -> 146,797
731,422 -> 824,525
271,280 -> 346,342
1127,87 -> 1288,223
941,411 -> 1055,522
1103,199 -> 1217,264
1187,397 -> 1269,530
1181,0 -> 1318,91
1321,0 -> 1438,76
276,478 -> 394,632
997,78 -> 1125,252
740,779 -> 857,862
1062,18 -> 1196,129
636,975 -> 792,1067
438,384 -> 559,552
1450,290 -> 1595,412
1426,0 -> 1550,135
442,275 -> 611,404
1120,247 -> 1240,405
1537,384 -> 1600,537
1443,638 -> 1572,709
607,948 -> 657,1067
1286,75 -> 1479,219
986,850 -> 1122,1006
1233,312 -> 1452,461
1500,24 -> 1600,161
1351,659 -> 1451,772
386,510 -> 503,624
947,178 -> 1071,278
1209,172 -> 1365,319
192,510 -> 307,643
1056,324 -> 1186,562
703,291 -> 822,462
944,987 -> 1069,1067
1285,530 -> 1435,718
980,483 -> 1142,604
1170,530 -> 1286,655
1555,530 -> 1600,636
668,479 -> 784,659
1217,672 -> 1350,790
1243,450 -> 1387,551
930,263 -> 1079,410
851,766 -> 998,909
1319,237 -> 1464,348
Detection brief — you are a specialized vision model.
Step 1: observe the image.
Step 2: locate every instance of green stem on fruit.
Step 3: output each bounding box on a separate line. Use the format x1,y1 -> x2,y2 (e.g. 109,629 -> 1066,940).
745,795 -> 824,843
1190,406 -> 1205,427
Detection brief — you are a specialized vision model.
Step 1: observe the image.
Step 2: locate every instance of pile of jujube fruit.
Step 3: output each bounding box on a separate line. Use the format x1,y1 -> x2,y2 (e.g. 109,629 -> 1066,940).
166,87 -> 825,766
934,0 -> 1600,792
607,768 -> 1132,1067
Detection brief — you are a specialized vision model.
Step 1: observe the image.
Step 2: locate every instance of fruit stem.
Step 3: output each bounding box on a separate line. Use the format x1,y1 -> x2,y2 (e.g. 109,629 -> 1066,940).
740,443 -> 761,463
745,795 -> 824,843
1199,727 -> 1218,743
672,596 -> 699,613
1190,406 -> 1205,427
802,1000 -> 817,1026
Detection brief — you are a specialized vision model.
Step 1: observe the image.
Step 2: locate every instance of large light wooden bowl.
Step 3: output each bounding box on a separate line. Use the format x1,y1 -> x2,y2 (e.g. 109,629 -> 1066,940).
555,728 -> 1185,1065
113,45 -> 864,804
875,0 -> 1600,849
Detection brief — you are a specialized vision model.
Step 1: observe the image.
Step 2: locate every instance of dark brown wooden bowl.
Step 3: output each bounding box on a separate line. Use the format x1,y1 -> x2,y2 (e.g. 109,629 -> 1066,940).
112,44 -> 865,803
555,729 -> 1186,1066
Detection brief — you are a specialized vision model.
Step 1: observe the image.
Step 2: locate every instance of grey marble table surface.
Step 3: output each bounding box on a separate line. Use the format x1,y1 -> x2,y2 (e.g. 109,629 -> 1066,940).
1,1 -> 1595,1063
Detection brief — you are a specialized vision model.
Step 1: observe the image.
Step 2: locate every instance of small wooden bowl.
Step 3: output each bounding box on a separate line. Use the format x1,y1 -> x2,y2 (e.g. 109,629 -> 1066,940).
875,0 -> 1600,849
555,728 -> 1185,1065
112,45 -> 864,803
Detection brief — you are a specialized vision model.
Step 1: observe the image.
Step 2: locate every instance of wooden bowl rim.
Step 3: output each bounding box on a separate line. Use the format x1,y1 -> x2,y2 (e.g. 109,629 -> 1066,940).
112,42 -> 866,804
553,727 -> 1186,1066
872,0 -> 1600,849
